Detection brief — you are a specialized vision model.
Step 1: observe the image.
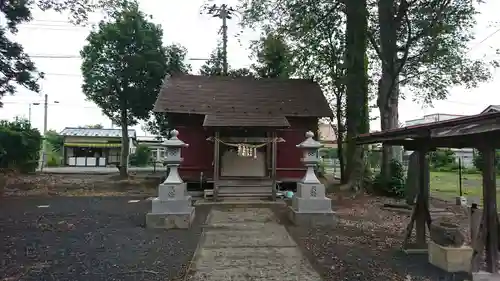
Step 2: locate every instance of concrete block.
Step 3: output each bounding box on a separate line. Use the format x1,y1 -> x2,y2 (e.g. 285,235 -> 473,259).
473,271 -> 500,281
146,207 -> 195,229
287,206 -> 337,226
428,240 -> 473,272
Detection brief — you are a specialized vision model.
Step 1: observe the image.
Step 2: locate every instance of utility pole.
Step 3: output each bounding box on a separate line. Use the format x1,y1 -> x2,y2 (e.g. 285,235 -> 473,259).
204,3 -> 235,76
28,102 -> 41,123
38,94 -> 59,171
38,94 -> 48,171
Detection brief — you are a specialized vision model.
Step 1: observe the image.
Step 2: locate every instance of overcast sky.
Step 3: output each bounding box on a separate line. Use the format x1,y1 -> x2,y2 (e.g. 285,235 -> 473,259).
0,0 -> 499,136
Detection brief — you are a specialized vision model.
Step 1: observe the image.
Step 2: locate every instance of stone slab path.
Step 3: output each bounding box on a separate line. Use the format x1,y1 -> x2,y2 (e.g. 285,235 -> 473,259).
186,207 -> 323,281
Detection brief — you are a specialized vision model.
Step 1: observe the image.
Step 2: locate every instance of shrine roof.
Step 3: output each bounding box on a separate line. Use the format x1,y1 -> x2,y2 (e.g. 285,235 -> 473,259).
153,74 -> 333,118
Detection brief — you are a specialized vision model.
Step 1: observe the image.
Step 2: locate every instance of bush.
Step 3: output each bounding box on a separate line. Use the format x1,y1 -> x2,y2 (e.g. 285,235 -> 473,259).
320,148 -> 337,159
0,118 -> 42,173
47,155 -> 60,167
372,159 -> 406,197
473,149 -> 500,172
129,145 -> 152,167
429,149 -> 456,169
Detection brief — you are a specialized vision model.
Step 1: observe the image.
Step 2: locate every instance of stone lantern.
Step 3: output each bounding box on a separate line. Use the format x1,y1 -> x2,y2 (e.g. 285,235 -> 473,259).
146,129 -> 195,229
288,131 -> 336,226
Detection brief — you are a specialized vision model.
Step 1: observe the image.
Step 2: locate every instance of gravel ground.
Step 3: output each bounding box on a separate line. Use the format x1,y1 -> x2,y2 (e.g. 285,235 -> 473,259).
0,196 -> 209,281
273,194 -> 471,281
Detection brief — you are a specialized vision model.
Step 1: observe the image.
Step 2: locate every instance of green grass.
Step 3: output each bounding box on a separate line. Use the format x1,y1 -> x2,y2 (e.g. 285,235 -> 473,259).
430,171 -> 500,203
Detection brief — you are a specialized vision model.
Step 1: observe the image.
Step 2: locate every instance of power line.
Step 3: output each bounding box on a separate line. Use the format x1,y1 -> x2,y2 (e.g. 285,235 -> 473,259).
470,27 -> 500,50
2,101 -> 99,109
30,54 -> 80,59
28,54 -> 210,61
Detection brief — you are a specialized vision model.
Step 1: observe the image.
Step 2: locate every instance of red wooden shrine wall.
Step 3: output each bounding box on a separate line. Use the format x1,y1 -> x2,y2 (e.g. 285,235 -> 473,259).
171,114 -> 318,182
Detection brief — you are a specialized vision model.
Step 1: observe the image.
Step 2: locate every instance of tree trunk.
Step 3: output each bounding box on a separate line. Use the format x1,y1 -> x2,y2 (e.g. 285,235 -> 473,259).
334,106 -> 346,184
345,0 -> 369,190
377,0 -> 402,182
119,108 -> 129,178
378,73 -> 400,181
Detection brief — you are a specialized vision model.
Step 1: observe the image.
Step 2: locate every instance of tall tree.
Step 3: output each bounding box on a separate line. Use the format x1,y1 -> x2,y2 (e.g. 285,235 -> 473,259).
200,44 -> 254,77
370,0 -> 495,182
251,33 -> 294,78
344,0 -> 369,190
200,45 -> 225,76
80,1 -> 168,177
0,0 -> 116,106
145,43 -> 191,137
240,1 -> 352,182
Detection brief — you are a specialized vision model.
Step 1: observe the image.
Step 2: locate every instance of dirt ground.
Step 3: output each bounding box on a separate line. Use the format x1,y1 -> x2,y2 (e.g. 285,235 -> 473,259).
1,173 -> 475,281
2,173 -> 161,197
274,192 -> 471,281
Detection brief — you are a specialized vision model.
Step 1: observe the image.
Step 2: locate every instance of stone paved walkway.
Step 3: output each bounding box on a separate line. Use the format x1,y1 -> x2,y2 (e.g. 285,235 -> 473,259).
186,207 -> 323,281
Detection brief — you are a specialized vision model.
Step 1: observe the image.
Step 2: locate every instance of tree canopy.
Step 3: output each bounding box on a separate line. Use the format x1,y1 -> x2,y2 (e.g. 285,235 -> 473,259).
145,43 -> 191,137
250,32 -> 294,78
80,1 -> 168,176
238,0 -> 496,187
199,43 -> 254,78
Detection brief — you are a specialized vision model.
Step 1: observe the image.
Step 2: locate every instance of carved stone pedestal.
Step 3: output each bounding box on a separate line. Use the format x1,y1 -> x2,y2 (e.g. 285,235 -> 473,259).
288,131 -> 336,226
146,129 -> 195,229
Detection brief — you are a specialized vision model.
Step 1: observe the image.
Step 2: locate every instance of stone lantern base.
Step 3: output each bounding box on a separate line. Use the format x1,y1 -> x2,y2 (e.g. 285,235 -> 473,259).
287,182 -> 337,226
288,207 -> 337,226
146,183 -> 195,229
146,207 -> 195,229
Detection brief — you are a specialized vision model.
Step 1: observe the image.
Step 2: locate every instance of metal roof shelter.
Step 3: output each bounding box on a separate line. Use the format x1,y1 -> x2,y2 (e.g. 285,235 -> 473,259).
60,127 -> 137,139
356,111 -> 500,149
355,111 -> 500,274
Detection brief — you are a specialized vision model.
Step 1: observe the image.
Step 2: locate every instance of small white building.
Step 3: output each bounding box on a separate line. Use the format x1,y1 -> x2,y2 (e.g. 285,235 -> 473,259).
60,127 -> 137,167
136,136 -> 165,166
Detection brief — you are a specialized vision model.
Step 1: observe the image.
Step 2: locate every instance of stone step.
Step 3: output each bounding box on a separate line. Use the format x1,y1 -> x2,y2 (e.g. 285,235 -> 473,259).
217,193 -> 271,197
218,186 -> 272,194
217,179 -> 273,187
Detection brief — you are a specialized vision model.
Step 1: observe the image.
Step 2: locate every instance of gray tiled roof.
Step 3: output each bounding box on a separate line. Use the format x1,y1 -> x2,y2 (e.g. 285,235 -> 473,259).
153,74 -> 334,118
60,127 -> 136,138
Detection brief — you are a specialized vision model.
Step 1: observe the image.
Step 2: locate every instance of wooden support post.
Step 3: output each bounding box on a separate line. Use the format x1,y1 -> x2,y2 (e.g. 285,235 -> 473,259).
403,147 -> 432,251
271,131 -> 277,201
415,148 -> 431,247
481,144 -> 498,273
471,209 -> 486,272
213,131 -> 220,201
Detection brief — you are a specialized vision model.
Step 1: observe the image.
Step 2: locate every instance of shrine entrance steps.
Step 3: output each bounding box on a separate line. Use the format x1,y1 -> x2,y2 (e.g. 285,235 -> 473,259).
213,178 -> 273,200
